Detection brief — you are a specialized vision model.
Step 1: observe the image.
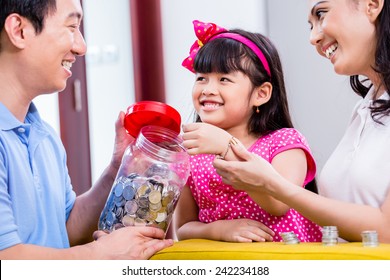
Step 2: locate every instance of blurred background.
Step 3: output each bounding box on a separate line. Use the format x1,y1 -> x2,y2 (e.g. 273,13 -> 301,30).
34,0 -> 359,193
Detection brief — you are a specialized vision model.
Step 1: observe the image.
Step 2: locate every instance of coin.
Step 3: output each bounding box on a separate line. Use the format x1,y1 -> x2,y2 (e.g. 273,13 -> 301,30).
146,211 -> 158,221
136,183 -> 152,197
124,200 -> 138,215
122,185 -> 135,200
148,190 -> 162,204
155,211 -> 167,223
162,191 -> 175,206
137,196 -> 149,209
149,201 -> 162,212
114,182 -> 124,197
122,215 -> 135,226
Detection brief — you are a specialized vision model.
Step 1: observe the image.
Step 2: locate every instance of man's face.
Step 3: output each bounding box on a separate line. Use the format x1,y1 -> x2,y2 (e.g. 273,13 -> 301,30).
23,0 -> 87,95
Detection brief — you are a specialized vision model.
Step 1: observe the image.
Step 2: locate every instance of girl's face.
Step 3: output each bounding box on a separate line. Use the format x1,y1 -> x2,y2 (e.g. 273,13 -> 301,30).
308,0 -> 377,78
192,71 -> 256,133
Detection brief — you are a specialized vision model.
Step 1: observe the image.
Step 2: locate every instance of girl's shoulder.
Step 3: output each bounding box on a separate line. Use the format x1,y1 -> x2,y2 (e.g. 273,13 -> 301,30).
251,128 -> 312,158
261,128 -> 309,146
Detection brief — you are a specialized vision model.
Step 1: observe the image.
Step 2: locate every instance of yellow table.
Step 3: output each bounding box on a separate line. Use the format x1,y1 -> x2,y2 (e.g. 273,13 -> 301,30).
151,239 -> 390,260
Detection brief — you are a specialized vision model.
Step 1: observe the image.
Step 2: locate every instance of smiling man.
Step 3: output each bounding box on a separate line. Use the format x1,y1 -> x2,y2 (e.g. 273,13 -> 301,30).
0,0 -> 172,259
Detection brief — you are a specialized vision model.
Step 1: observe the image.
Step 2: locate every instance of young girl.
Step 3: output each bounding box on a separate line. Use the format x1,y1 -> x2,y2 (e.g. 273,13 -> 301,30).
175,20 -> 322,242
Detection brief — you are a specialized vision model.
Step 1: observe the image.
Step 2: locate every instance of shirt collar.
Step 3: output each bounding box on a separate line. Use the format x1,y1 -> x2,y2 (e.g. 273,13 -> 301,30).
0,102 -> 43,131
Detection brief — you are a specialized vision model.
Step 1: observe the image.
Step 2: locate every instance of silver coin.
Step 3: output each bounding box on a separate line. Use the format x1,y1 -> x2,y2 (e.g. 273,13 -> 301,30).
122,215 -> 135,226
114,182 -> 124,197
122,185 -> 135,200
124,200 -> 138,215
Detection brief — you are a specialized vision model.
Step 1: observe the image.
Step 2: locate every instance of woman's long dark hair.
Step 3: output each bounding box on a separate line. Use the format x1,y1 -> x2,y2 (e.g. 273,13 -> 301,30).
350,0 -> 390,123
193,29 -> 318,193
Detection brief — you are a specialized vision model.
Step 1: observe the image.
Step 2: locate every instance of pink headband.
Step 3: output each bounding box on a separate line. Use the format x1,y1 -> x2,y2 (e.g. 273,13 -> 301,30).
182,20 -> 271,77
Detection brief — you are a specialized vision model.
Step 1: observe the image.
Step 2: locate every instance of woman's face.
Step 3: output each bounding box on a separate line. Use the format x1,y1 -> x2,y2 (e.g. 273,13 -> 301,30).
307,0 -> 377,78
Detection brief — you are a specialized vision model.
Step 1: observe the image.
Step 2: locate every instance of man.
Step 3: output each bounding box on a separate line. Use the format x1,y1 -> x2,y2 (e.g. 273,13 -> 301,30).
0,0 -> 172,259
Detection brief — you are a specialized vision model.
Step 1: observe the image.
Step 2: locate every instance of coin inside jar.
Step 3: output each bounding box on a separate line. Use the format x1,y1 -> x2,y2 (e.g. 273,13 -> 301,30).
136,183 -> 152,197
162,191 -> 174,206
114,182 -> 124,197
137,196 -> 149,208
122,184 -> 135,200
124,200 -> 138,215
155,211 -> 167,223
149,201 -> 162,212
148,190 -> 162,204
122,215 -> 135,226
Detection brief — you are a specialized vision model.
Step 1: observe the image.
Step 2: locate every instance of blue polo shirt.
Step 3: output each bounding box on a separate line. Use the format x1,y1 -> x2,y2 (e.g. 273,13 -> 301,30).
0,102 -> 76,250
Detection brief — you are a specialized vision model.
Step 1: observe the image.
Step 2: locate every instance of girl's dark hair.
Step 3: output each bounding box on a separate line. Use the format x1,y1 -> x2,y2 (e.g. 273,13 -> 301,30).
350,0 -> 390,123
0,0 -> 57,35
193,29 -> 318,193
193,29 -> 294,135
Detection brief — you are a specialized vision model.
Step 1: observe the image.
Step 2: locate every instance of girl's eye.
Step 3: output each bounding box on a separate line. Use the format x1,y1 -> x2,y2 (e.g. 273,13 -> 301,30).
196,76 -> 205,82
220,77 -> 231,82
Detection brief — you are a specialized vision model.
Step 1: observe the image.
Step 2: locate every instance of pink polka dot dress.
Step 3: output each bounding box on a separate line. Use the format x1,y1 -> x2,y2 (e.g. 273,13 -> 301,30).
187,128 -> 323,242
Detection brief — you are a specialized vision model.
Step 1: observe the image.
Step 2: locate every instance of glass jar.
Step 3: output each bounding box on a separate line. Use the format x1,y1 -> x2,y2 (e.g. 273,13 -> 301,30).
98,124 -> 189,236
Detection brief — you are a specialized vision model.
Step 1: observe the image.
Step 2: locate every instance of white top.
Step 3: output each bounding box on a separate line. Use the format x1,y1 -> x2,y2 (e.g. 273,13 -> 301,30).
318,88 -> 390,208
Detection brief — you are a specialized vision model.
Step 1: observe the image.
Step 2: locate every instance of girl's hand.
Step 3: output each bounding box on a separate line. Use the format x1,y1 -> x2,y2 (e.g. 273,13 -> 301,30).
213,219 -> 274,243
182,123 -> 231,156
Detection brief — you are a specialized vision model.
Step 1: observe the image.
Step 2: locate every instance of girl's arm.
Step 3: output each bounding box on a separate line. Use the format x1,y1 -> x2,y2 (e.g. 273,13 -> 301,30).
213,141 -> 390,242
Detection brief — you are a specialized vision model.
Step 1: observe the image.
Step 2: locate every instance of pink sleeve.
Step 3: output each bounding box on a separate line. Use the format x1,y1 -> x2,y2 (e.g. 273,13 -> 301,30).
267,128 -> 316,187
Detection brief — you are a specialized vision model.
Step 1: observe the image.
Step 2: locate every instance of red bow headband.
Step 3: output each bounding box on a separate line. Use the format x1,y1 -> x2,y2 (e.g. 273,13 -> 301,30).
182,20 -> 271,77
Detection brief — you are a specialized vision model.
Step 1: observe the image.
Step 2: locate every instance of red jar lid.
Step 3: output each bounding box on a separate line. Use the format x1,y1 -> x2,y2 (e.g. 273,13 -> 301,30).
124,101 -> 181,137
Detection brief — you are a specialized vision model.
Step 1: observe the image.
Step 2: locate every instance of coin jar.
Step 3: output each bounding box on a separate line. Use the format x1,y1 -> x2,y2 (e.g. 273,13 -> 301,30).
322,226 -> 339,246
361,230 -> 379,247
280,232 -> 300,244
98,102 -> 190,237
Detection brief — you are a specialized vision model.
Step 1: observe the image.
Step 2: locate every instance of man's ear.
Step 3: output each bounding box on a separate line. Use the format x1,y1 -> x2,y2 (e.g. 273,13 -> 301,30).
3,13 -> 30,49
253,81 -> 272,106
366,0 -> 384,22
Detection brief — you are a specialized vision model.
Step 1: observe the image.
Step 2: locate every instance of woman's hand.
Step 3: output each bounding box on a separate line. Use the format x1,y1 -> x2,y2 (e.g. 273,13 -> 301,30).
213,138 -> 279,192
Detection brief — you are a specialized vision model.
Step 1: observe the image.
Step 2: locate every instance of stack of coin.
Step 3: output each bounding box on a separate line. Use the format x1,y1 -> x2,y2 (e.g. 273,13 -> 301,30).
98,172 -> 180,233
322,226 -> 339,246
280,232 -> 300,244
361,230 -> 379,247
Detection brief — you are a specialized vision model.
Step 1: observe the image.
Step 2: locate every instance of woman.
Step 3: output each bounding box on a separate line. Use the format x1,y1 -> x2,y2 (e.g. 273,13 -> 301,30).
213,0 -> 390,243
